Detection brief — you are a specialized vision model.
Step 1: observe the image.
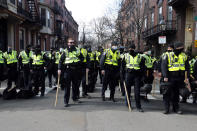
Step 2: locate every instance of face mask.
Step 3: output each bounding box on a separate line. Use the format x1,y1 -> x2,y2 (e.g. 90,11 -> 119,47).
174,48 -> 183,55
147,51 -> 151,55
167,50 -> 172,52
112,46 -> 118,50
129,50 -> 134,55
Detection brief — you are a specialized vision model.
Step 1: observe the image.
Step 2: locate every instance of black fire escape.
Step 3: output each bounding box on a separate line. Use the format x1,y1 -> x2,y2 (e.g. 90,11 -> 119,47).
27,0 -> 40,22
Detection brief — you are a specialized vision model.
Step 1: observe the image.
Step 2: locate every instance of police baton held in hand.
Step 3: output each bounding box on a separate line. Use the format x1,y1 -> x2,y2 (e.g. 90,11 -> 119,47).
123,82 -> 132,112
55,70 -> 61,107
185,71 -> 191,92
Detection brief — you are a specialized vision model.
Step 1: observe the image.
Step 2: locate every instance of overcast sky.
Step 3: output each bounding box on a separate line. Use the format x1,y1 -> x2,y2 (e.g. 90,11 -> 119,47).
65,0 -> 119,25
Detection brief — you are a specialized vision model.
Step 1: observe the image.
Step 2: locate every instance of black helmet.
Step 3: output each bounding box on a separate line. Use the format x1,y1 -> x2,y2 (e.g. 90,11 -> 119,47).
179,87 -> 191,98
160,82 -> 172,95
141,84 -> 152,94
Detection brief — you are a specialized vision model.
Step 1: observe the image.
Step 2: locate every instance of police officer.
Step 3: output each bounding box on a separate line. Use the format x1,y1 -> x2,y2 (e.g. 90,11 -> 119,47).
31,45 -> 48,97
97,46 -> 104,84
47,48 -> 56,88
189,56 -> 197,103
122,44 -> 145,112
54,48 -> 61,86
3,46 -> 18,90
58,38 -> 84,107
18,45 -> 33,92
119,46 -> 125,96
161,42 -> 190,114
79,45 -> 90,97
100,41 -> 121,102
87,45 -> 96,92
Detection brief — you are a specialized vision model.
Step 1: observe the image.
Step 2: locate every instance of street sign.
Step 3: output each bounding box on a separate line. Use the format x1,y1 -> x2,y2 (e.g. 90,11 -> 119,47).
195,16 -> 197,21
158,36 -> 166,44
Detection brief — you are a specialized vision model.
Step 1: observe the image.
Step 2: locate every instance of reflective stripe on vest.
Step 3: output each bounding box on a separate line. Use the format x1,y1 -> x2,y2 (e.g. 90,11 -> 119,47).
4,51 -> 18,64
125,53 -> 141,70
104,49 -> 120,66
168,52 -> 187,71
55,52 -> 61,64
64,48 -> 80,64
189,58 -> 196,74
95,51 -> 101,62
0,51 -> 4,63
88,52 -> 94,61
20,51 -> 32,64
32,54 -> 44,65
81,48 -> 87,63
143,54 -> 153,68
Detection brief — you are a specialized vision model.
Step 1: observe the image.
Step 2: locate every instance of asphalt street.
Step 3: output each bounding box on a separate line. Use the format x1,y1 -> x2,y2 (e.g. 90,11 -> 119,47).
0,80 -> 197,131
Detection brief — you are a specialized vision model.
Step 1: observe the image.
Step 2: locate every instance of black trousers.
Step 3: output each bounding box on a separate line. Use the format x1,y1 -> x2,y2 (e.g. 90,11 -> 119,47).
163,77 -> 184,111
125,72 -> 142,109
7,64 -> 18,89
102,69 -> 118,98
62,68 -> 80,104
81,68 -> 88,95
144,69 -> 154,84
20,66 -> 32,90
119,70 -> 125,95
47,64 -> 57,86
32,68 -> 45,96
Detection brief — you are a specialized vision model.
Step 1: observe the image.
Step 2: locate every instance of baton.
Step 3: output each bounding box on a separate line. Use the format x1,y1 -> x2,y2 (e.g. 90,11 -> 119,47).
123,82 -> 132,112
54,73 -> 61,107
86,70 -> 88,85
185,71 -> 191,92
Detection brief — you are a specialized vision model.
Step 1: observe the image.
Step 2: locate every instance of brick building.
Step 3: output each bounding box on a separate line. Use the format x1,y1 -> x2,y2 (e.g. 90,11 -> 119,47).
118,0 -> 178,55
169,0 -> 197,56
0,0 -> 78,52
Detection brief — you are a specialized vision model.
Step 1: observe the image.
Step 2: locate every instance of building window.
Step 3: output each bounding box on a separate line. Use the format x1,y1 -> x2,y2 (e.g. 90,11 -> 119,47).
41,8 -> 46,26
144,17 -> 148,29
158,6 -> 163,24
10,0 -> 15,5
47,10 -> 50,28
168,6 -> 173,20
151,12 -> 154,27
19,29 -> 24,50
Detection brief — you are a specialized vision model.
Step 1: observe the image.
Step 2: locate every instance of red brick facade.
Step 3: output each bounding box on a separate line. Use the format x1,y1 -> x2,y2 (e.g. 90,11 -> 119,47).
0,0 -> 78,52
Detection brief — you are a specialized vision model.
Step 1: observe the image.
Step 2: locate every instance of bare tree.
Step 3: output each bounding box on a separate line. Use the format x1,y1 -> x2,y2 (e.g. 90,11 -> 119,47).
117,0 -> 149,50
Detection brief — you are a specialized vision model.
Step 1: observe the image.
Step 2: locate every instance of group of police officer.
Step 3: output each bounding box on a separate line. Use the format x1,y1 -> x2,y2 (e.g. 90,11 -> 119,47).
0,38 -> 197,115
0,44 -> 64,99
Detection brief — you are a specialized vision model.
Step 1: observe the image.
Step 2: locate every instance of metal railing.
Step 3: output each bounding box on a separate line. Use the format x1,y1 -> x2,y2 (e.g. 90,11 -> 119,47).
17,5 -> 32,20
142,20 -> 177,38
0,0 -> 7,8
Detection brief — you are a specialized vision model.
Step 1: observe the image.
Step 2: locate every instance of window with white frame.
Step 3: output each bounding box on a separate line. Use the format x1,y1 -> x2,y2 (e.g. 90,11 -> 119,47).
19,29 -> 25,50
151,12 -> 154,27
144,17 -> 147,29
158,6 -> 163,23
47,10 -> 50,28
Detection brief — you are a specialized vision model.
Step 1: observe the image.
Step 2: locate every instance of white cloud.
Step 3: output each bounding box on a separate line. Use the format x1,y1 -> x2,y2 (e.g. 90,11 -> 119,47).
65,0 -> 117,24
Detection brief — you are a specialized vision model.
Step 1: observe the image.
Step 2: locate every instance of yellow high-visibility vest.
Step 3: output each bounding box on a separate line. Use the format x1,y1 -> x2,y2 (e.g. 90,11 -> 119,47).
64,48 -> 80,64
4,50 -> 18,64
19,51 -> 33,64
81,48 -> 87,63
32,54 -> 44,65
125,53 -> 141,70
0,51 -> 4,64
104,49 -> 120,66
168,52 -> 187,71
